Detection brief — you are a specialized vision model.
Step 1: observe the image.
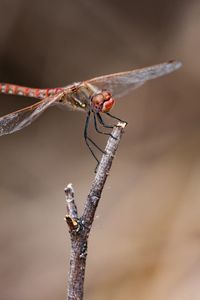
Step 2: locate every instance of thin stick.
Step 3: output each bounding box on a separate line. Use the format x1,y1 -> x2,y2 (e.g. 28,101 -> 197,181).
65,122 -> 127,300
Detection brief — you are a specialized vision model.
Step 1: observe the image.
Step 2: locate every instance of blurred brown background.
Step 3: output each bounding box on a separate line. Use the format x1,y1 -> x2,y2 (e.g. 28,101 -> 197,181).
0,0 -> 200,299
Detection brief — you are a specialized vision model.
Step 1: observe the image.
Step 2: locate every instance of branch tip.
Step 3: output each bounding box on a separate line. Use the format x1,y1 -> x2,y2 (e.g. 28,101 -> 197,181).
64,183 -> 74,200
64,183 -> 78,220
117,121 -> 127,128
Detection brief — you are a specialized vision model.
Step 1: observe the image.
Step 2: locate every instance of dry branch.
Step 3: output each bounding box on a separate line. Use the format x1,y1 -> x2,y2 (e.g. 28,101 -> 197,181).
65,122 -> 126,300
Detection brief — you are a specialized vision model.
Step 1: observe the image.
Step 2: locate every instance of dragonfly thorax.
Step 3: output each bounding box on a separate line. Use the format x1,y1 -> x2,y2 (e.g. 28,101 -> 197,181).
91,90 -> 115,113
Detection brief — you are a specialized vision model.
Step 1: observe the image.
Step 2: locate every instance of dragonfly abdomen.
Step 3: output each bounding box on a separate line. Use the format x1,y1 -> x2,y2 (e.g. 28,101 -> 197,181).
0,83 -> 63,99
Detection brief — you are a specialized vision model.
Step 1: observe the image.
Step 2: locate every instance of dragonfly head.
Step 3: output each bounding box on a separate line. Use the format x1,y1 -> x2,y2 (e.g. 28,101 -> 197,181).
91,90 -> 115,113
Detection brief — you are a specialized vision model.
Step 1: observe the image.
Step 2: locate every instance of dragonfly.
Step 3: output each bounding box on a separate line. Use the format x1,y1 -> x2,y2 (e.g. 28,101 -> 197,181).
0,60 -> 181,164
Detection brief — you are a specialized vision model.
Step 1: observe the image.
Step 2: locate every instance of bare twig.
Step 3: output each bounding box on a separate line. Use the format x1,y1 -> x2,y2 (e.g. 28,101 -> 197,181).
65,122 -> 126,300
65,184 -> 79,231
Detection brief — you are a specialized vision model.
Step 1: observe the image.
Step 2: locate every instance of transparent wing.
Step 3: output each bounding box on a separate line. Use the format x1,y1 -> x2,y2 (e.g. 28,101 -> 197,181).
0,92 -> 63,136
87,61 -> 182,98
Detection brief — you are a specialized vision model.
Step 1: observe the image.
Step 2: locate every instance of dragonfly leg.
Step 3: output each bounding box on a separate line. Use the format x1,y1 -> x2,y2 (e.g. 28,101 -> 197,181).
84,112 -> 105,165
105,112 -> 128,124
93,113 -> 112,136
94,113 -> 116,140
96,113 -> 114,129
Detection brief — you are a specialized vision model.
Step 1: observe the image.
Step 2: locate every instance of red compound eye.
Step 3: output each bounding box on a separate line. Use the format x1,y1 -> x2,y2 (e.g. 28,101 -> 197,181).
91,91 -> 115,112
92,94 -> 104,108
102,90 -> 111,100
102,97 -> 115,112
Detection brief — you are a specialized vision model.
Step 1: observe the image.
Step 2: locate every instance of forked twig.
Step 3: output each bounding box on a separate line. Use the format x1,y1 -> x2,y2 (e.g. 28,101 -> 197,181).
64,122 -> 127,300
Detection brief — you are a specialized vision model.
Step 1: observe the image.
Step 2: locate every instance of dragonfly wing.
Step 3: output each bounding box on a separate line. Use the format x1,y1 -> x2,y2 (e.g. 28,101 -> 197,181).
0,92 -> 63,136
87,61 -> 182,98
